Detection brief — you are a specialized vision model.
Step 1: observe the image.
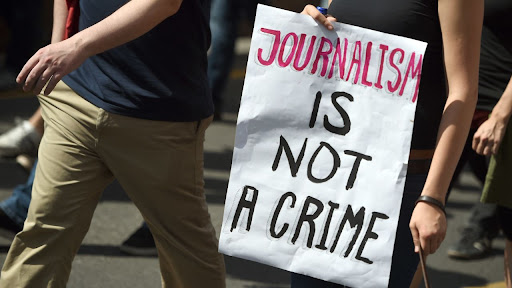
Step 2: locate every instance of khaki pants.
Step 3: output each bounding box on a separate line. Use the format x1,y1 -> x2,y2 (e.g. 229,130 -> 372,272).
0,82 -> 226,288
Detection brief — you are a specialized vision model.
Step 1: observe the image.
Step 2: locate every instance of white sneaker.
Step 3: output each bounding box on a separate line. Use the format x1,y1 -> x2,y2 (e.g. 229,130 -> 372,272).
0,120 -> 42,158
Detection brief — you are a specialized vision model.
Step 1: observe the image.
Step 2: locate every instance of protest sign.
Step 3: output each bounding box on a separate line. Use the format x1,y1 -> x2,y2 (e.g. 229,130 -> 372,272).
219,4 -> 427,287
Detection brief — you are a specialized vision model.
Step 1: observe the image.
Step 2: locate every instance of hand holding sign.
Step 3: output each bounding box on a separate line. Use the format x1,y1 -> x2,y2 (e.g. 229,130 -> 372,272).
301,5 -> 337,30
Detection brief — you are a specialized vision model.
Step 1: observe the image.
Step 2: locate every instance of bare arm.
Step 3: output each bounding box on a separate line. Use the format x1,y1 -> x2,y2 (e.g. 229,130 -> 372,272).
473,76 -> 512,155
409,0 -> 483,256
51,0 -> 68,44
18,0 -> 183,95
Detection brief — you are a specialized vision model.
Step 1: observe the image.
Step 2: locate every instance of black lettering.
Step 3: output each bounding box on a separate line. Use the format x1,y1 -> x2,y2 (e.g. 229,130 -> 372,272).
272,136 -> 308,177
315,201 -> 340,250
344,150 -> 372,190
307,142 -> 341,183
355,212 -> 389,264
291,196 -> 324,248
270,192 -> 297,238
230,186 -> 259,232
309,91 -> 322,128
324,92 -> 354,135
330,205 -> 365,257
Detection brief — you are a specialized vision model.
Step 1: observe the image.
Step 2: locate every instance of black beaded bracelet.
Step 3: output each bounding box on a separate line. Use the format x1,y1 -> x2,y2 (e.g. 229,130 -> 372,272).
415,195 -> 446,216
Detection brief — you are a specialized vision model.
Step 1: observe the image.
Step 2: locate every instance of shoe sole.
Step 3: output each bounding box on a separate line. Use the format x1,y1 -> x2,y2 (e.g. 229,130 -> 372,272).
119,245 -> 158,257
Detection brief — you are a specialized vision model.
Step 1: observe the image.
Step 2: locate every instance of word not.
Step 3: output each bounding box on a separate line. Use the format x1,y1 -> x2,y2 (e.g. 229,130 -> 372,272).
272,136 -> 372,189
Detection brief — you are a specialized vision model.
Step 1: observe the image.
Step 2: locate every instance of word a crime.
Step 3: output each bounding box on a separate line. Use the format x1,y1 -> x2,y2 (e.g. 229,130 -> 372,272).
256,28 -> 423,102
230,186 -> 389,265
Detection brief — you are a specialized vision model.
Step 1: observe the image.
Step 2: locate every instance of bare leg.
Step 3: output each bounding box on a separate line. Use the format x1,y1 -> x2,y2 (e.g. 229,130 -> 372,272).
409,264 -> 423,288
28,107 -> 43,136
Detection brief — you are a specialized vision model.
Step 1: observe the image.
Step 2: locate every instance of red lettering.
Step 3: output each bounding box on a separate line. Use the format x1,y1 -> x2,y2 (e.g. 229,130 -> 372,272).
345,41 -> 362,84
328,38 -> 348,80
311,37 -> 334,77
293,34 -> 317,71
386,48 -> 405,93
399,52 -> 423,102
361,42 -> 373,87
278,33 -> 299,67
257,28 -> 281,66
374,44 -> 388,89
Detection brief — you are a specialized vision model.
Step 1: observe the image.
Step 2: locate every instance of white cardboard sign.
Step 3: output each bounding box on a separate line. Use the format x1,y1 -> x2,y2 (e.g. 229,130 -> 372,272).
219,5 -> 427,288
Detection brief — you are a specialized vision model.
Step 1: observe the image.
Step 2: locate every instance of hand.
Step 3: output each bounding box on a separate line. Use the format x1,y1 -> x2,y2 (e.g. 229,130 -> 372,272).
16,38 -> 88,96
472,116 -> 508,155
301,5 -> 337,30
409,201 -> 447,256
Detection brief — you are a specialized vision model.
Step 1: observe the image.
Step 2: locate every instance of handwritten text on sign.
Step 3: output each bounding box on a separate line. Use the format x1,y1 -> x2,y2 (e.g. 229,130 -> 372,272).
219,5 -> 427,288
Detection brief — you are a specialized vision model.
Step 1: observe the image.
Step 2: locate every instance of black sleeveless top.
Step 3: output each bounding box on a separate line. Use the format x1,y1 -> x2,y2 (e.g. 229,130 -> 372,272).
477,0 -> 512,111
328,0 -> 445,149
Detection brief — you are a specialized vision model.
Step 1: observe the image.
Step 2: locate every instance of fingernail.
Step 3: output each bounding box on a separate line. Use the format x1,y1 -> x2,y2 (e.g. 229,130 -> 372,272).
328,25 -> 333,30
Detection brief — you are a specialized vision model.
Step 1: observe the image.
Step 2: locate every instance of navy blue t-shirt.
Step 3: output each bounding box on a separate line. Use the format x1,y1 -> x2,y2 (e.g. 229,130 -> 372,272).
63,0 -> 213,122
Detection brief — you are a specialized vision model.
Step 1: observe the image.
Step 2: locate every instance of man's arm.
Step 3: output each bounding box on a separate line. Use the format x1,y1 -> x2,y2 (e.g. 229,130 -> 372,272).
473,76 -> 512,155
17,0 -> 183,95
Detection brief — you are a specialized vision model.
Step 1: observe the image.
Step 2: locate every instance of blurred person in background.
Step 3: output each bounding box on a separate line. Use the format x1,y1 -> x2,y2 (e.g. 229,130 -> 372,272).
446,0 -> 512,261
0,0 -> 226,286
295,0 -> 483,286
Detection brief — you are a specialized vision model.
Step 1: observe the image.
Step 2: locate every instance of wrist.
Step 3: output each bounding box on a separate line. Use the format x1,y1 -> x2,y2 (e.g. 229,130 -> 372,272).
415,195 -> 446,216
490,107 -> 512,125
69,32 -> 95,58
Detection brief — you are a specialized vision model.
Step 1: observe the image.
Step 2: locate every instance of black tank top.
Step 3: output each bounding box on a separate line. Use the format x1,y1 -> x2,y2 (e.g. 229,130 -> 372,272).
328,0 -> 445,149
477,0 -> 512,111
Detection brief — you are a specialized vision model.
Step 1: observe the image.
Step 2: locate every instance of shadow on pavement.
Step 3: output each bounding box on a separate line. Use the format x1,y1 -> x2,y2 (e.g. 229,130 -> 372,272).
224,255 -> 290,285
423,266 -> 489,288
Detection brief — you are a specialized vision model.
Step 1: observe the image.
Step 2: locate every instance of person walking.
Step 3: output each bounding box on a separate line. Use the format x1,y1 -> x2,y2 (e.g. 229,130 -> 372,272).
0,0 -> 226,287
447,0 -> 512,260
294,0 -> 483,286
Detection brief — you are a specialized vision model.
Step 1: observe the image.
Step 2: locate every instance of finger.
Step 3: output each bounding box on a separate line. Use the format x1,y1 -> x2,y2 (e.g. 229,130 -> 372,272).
303,5 -> 334,30
482,141 -> 492,156
17,54 -> 41,86
492,141 -> 500,155
22,62 -> 47,92
410,224 -> 420,253
475,140 -> 486,155
43,73 -> 62,96
32,68 -> 54,95
326,16 -> 337,22
471,136 -> 480,151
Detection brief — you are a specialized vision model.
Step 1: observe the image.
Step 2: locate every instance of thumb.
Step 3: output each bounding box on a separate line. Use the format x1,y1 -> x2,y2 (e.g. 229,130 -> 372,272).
326,16 -> 337,22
